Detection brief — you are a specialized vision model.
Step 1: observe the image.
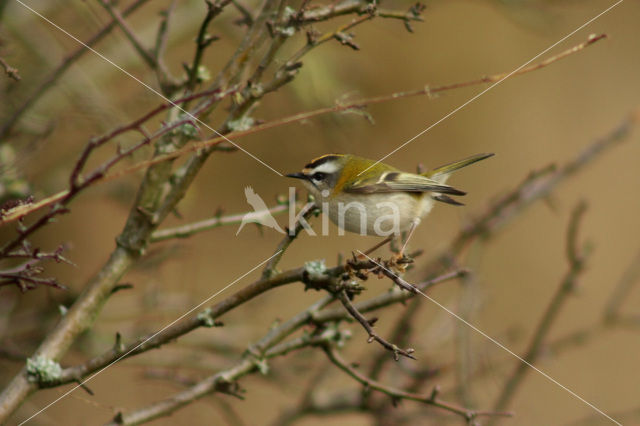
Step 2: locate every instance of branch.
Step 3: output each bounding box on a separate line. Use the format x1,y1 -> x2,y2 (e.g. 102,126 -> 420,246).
104,296 -> 338,425
442,107 -> 637,265
0,33 -> 610,226
0,88 -> 234,261
492,201 -> 591,413
0,55 -> 20,81
322,344 -> 513,422
150,202 -> 291,243
260,202 -> 317,279
312,269 -> 469,324
97,0 -> 180,94
603,247 -> 640,323
184,0 -> 231,92
336,289 -> 416,360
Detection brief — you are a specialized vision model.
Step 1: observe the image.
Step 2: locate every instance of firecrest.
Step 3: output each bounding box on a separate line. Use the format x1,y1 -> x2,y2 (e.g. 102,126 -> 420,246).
286,153 -> 493,236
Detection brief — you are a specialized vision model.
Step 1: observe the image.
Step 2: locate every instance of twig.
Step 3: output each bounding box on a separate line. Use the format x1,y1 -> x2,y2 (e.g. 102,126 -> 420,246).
185,0 -> 232,92
492,201 -> 591,413
150,203 -> 291,243
97,0 -> 180,93
322,345 -> 513,422
152,0 -> 177,89
0,56 -> 20,81
261,202 -> 317,278
336,289 -> 416,360
312,269 -> 469,324
603,248 -> 640,323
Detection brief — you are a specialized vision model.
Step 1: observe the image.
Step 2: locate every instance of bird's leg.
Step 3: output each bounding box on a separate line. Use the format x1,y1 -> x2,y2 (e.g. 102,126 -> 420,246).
389,218 -> 420,272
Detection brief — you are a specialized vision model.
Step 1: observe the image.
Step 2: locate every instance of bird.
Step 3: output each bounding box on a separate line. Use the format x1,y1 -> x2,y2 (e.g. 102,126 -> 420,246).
286,152 -> 493,239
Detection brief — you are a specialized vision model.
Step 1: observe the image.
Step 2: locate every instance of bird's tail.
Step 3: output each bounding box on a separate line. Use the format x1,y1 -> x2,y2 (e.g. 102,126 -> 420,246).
424,153 -> 494,184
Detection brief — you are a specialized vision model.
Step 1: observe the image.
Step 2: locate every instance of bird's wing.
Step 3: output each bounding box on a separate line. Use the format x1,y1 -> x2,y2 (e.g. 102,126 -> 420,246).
344,171 -> 466,195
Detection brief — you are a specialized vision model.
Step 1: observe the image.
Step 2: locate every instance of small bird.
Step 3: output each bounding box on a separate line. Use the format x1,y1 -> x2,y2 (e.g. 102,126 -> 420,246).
286,153 -> 493,237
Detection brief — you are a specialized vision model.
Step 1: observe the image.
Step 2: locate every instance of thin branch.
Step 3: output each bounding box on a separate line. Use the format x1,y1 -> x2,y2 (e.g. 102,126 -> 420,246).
261,202 -> 317,279
0,55 -> 21,81
442,107 -> 636,266
97,0 -> 180,94
336,289 -> 416,360
322,345 -> 513,423
103,296 -> 337,425
603,247 -> 640,323
492,201 -> 591,413
150,203 -> 291,243
97,0 -> 155,69
33,259 -> 372,388
184,0 -> 231,92
312,269 -> 469,324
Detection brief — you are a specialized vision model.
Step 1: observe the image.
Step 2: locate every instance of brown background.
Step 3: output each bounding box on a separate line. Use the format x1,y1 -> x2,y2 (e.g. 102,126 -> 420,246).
1,0 -> 639,425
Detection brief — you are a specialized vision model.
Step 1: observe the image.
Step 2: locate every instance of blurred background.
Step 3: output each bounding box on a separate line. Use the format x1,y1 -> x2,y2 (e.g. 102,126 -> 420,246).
1,0 -> 639,424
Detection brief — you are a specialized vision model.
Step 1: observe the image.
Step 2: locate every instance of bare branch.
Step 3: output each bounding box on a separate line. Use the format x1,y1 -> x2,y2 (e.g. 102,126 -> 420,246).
492,201 -> 591,413
336,289 -> 416,360
0,55 -> 20,81
322,344 -> 513,422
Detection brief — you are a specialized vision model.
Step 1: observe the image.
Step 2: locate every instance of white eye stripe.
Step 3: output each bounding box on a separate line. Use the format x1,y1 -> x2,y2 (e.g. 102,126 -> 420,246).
311,162 -> 340,175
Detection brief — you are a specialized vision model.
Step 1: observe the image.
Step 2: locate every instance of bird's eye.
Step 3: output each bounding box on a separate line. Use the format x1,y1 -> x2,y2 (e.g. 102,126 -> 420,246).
312,172 -> 326,181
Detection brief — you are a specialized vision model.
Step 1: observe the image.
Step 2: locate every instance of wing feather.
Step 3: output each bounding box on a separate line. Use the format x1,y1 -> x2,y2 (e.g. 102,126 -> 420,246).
345,171 -> 466,195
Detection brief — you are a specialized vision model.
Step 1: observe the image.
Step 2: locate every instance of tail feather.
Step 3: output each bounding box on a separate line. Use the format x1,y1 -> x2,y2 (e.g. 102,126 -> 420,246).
432,194 -> 465,206
425,153 -> 494,183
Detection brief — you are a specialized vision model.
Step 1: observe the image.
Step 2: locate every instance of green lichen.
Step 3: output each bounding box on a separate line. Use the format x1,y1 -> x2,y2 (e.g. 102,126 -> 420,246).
196,65 -> 211,82
304,259 -> 327,280
197,307 -> 215,327
227,116 -> 255,132
26,356 -> 62,383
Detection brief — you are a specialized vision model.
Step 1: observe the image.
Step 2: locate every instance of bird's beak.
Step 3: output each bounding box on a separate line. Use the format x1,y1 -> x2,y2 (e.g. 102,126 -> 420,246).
286,172 -> 308,180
